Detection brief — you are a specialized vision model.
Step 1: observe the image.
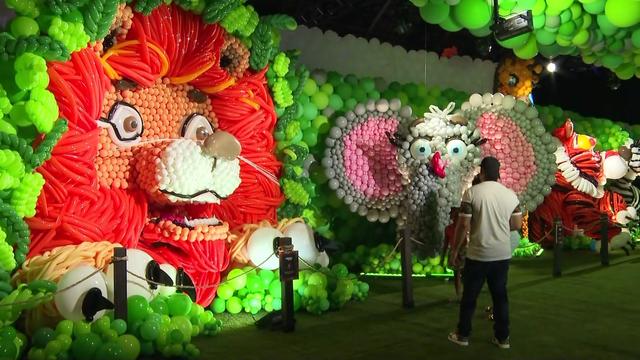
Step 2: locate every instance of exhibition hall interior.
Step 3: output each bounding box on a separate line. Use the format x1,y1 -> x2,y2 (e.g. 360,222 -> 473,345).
0,0 -> 638,359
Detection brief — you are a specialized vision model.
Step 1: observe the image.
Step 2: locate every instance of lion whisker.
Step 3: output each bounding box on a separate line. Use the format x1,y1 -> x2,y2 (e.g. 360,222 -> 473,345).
238,155 -> 280,186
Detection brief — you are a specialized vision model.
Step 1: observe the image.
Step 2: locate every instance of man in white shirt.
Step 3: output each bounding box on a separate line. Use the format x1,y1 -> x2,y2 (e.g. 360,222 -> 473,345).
447,157 -> 522,349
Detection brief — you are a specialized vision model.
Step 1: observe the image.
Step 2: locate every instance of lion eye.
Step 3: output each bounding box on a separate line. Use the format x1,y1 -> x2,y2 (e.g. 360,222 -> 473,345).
181,114 -> 215,142
98,102 -> 144,147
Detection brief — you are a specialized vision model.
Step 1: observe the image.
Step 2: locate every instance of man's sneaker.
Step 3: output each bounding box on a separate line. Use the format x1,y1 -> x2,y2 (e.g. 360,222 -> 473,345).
448,332 -> 469,346
492,337 -> 510,349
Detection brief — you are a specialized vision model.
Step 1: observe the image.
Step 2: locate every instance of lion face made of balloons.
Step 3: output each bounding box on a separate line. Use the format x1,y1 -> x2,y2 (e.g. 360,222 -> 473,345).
18,5 -> 282,309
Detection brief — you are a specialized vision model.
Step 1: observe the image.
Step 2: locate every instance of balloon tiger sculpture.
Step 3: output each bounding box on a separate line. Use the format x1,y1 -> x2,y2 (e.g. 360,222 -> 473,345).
9,4 -> 314,326
322,93 -> 557,256
529,119 -> 639,252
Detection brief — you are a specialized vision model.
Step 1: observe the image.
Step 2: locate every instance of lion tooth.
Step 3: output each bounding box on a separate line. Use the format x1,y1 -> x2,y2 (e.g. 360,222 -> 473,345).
558,162 -> 572,172
564,169 -> 579,182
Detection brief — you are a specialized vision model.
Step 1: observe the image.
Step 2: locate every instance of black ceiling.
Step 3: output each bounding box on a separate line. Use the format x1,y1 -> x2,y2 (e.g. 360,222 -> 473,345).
250,0 -> 640,125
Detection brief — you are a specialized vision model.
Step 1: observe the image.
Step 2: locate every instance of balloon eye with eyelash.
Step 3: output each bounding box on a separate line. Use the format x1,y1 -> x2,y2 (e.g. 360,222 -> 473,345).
182,114 -> 215,141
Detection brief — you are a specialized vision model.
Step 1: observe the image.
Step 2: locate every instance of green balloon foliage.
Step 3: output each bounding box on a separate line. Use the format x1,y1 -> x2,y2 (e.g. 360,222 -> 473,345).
499,33 -> 531,49
604,0 -> 640,27
419,2 -> 450,24
453,0 -> 492,30
410,0 -> 640,79
583,0 -> 606,15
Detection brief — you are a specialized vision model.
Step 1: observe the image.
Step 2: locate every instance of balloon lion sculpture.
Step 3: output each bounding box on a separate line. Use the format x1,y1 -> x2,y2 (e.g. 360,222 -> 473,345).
11,4 -> 304,326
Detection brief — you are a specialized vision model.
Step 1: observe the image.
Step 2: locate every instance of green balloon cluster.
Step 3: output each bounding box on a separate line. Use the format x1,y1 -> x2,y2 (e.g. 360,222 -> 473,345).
537,105 -> 632,150
0,325 -> 27,360
563,234 -> 594,250
411,0 -> 640,80
380,81 -> 470,117
212,264 -> 369,316
512,237 -> 544,257
26,294 -> 220,360
0,282 -> 56,328
340,244 -> 452,276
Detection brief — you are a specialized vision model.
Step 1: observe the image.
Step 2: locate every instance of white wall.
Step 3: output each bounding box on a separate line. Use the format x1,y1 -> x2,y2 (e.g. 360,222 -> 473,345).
280,26 -> 498,94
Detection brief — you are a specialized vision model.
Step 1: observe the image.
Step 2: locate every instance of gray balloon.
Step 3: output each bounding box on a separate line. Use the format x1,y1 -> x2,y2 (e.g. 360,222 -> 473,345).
366,100 -> 376,111
329,127 -> 342,139
325,168 -> 336,178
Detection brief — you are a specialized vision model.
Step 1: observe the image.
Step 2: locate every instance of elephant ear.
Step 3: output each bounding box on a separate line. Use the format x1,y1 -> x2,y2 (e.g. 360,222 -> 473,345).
322,99 -> 414,223
460,93 -> 558,212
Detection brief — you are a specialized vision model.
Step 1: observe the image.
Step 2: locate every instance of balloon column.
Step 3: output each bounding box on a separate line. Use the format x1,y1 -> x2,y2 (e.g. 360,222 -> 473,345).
411,0 -> 640,80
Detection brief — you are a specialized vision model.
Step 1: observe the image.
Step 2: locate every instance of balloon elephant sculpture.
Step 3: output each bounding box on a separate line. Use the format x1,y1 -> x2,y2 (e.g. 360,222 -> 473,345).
322,93 -> 558,305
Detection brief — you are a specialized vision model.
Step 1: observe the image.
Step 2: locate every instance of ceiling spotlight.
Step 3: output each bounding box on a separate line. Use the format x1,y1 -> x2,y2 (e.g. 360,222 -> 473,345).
546,62 -> 557,73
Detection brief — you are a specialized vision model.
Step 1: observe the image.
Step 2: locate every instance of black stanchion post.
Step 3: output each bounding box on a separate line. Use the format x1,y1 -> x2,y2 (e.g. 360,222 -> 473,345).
553,218 -> 562,277
277,237 -> 298,332
113,247 -> 128,320
400,225 -> 414,308
600,214 -> 609,266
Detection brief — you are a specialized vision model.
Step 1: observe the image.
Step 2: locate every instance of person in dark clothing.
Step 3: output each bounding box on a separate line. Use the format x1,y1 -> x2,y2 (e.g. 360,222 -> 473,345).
447,157 -> 522,349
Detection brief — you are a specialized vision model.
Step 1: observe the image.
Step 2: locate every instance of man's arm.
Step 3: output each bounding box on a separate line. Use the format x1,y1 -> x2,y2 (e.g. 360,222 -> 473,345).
510,204 -> 523,231
452,201 -> 472,255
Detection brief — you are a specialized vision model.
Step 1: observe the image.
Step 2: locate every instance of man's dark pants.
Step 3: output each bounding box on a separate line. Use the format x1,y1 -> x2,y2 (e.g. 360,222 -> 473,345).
457,258 -> 510,341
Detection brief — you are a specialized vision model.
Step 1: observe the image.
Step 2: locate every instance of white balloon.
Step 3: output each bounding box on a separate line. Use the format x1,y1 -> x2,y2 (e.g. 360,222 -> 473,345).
106,249 -> 156,301
158,264 -> 177,297
482,93 -> 493,105
616,210 -> 631,225
247,227 -> 283,270
492,93 -> 504,105
55,265 -> 108,321
502,95 -> 516,109
469,94 -> 483,107
316,252 -> 330,268
603,154 -> 629,180
284,222 -> 319,268
610,232 -> 631,250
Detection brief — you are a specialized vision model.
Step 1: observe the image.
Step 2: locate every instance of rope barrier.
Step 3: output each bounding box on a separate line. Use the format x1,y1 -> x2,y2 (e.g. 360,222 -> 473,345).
126,254 -> 276,290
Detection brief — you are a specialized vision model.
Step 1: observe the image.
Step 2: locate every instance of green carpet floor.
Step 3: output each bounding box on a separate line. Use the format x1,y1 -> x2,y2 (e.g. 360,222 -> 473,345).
196,251 -> 640,360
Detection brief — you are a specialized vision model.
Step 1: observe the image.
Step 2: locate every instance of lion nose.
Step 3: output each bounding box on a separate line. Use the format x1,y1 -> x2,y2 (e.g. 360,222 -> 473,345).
201,131 -> 241,160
